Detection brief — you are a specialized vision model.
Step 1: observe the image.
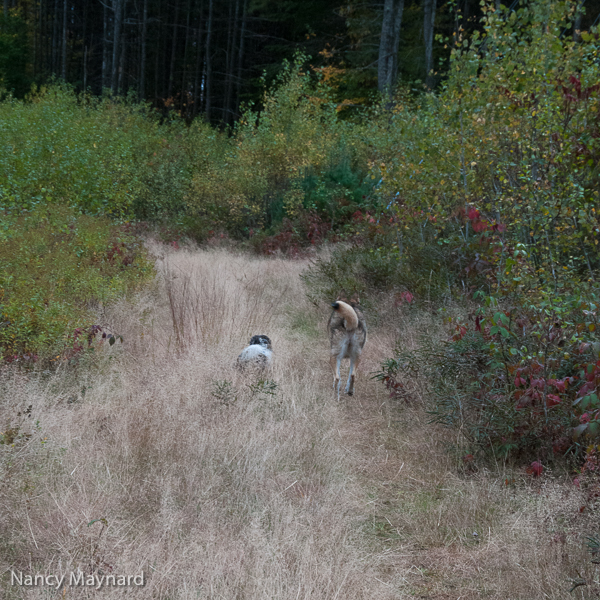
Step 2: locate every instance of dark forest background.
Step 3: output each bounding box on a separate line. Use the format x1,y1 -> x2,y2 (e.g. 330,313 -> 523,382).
3,0 -> 598,124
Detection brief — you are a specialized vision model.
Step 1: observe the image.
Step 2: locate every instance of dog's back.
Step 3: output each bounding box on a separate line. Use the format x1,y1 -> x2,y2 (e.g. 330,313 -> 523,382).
328,300 -> 367,396
327,302 -> 367,358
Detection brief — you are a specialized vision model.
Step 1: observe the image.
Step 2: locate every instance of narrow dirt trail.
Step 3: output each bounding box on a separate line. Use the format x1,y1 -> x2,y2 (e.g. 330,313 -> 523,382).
2,247 -> 595,600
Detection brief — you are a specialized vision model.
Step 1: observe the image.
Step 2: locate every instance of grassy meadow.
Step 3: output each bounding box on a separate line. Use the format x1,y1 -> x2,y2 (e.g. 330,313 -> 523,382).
1,247 -> 598,599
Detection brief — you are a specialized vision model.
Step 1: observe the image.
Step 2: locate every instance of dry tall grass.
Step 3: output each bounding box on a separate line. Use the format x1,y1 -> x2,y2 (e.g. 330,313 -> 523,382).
1,247 -> 598,599
0,248 -> 396,599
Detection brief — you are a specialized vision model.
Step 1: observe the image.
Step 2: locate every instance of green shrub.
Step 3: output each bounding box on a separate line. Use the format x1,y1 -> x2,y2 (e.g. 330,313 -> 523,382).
0,71 -> 375,243
375,284 -> 600,463
364,0 -> 600,287
0,84 -> 220,225
185,56 -> 375,238
302,222 -> 455,306
0,206 -> 151,361
1,86 -> 144,217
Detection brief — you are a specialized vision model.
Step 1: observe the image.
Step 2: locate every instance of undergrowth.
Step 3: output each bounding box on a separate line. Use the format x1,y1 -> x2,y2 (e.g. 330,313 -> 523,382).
0,206 -> 151,362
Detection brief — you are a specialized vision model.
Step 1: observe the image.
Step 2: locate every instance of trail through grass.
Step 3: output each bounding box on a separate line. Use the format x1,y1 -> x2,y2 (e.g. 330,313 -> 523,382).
0,247 -> 597,599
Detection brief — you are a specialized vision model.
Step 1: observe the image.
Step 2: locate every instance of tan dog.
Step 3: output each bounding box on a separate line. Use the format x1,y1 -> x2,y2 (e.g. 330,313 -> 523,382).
327,298 -> 367,398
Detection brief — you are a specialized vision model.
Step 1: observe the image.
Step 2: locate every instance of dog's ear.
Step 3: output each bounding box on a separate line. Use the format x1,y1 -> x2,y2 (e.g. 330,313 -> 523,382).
349,294 -> 360,306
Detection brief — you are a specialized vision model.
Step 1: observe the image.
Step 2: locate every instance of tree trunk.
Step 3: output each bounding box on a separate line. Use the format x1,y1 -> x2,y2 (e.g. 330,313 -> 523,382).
181,0 -> 192,115
61,0 -> 67,79
43,0 -> 49,75
167,1 -> 179,99
390,0 -> 404,89
192,2 -> 204,118
235,0 -> 248,117
423,0 -> 437,89
223,0 -> 240,123
140,0 -> 147,98
378,0 -> 394,94
83,45 -> 87,89
118,19 -> 126,92
102,3 -> 110,89
205,0 -> 213,120
81,0 -> 88,87
111,0 -> 123,94
154,2 -> 161,103
52,0 -> 59,73
573,0 -> 583,42
33,0 -> 38,77
3,0 -> 7,18
378,0 -> 404,95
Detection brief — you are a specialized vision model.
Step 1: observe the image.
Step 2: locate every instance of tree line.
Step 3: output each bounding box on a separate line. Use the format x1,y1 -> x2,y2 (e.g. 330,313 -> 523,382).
1,0 -> 599,124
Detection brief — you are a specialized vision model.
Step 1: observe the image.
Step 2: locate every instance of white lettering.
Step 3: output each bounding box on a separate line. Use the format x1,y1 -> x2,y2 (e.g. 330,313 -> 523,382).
117,575 -> 126,585
105,574 -> 116,586
133,572 -> 144,586
55,574 -> 65,589
11,571 -> 23,586
86,574 -> 95,586
34,575 -> 44,586
23,575 -> 33,586
95,574 -> 104,590
70,571 -> 84,586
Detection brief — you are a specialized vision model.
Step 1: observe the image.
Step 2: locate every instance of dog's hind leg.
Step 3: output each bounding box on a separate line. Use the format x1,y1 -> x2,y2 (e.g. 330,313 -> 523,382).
345,354 -> 361,396
330,354 -> 341,399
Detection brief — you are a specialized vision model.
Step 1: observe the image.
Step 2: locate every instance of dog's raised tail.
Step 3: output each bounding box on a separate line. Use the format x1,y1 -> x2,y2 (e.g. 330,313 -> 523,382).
331,300 -> 359,331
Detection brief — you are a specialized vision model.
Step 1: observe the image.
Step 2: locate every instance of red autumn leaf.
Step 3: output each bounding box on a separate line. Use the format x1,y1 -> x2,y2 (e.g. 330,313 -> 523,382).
467,208 -> 480,220
546,394 -> 561,407
548,378 -> 567,392
472,219 -> 488,233
526,461 -> 543,477
580,413 -> 591,424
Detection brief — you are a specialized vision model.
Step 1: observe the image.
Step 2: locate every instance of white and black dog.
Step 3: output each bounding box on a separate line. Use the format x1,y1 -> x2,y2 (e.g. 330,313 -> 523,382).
237,335 -> 273,370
